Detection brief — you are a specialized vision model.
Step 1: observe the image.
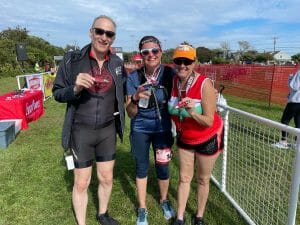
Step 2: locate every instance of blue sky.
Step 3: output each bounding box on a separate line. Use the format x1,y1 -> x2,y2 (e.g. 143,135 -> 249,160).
1,0 -> 300,55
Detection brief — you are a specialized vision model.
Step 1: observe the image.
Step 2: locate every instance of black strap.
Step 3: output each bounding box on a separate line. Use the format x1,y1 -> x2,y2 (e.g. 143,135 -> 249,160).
161,66 -> 174,99
136,65 -> 174,109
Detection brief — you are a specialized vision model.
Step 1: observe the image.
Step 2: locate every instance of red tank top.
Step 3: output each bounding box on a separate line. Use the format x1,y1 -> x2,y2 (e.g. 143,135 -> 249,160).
171,74 -> 223,144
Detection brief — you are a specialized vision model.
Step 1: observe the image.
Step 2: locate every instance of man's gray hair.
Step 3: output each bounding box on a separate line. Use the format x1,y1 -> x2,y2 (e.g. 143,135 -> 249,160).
91,15 -> 117,29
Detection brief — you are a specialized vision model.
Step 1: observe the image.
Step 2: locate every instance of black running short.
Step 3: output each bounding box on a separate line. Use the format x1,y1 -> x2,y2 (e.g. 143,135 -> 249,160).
176,128 -> 224,156
70,121 -> 116,168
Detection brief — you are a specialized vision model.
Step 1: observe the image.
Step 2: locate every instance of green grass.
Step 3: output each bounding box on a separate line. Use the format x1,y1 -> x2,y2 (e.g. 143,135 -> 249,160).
0,76 -> 293,225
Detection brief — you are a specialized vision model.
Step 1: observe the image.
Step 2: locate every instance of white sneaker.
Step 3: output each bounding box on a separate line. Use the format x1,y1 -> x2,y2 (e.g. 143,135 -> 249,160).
271,141 -> 289,149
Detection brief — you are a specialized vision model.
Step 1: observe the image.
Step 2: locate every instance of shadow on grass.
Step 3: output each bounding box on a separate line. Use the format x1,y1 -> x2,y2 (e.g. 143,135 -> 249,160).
113,146 -> 137,207
206,182 -> 249,225
61,158 -> 77,223
85,143 -> 138,214
60,142 -> 199,222
59,143 -> 245,224
169,149 -> 213,218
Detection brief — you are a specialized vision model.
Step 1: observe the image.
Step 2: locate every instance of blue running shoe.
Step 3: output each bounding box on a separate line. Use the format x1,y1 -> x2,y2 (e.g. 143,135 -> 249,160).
136,208 -> 148,225
160,200 -> 175,220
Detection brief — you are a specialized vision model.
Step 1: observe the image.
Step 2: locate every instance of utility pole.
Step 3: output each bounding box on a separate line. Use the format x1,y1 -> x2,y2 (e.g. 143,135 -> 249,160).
273,37 -> 278,53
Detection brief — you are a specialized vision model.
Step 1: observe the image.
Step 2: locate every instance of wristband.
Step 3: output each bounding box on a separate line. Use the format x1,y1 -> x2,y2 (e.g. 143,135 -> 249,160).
131,95 -> 138,105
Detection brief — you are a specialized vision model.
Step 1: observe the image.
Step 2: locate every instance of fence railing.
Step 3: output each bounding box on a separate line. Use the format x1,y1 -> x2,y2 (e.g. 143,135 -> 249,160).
195,64 -> 300,106
125,64 -> 300,105
213,104 -> 300,225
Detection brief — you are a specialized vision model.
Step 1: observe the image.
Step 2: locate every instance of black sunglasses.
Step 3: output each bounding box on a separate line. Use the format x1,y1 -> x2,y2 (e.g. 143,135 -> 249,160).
92,27 -> 115,38
173,58 -> 194,66
140,47 -> 161,56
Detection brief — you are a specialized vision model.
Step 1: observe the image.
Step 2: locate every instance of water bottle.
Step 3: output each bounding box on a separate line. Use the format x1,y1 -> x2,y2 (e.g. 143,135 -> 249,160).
138,96 -> 150,108
138,85 -> 151,108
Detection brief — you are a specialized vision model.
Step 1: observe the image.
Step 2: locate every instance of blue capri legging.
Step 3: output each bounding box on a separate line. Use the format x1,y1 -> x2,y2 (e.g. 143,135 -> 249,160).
130,131 -> 174,180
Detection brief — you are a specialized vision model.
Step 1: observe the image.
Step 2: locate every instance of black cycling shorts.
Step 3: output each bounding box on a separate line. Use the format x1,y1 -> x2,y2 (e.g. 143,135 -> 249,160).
176,128 -> 224,156
70,121 -> 116,168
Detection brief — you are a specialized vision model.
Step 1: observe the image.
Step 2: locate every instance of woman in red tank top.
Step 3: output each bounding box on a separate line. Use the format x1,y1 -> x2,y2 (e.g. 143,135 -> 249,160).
169,44 -> 224,225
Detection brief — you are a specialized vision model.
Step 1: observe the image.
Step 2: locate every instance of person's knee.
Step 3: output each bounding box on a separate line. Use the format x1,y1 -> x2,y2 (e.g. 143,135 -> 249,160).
136,168 -> 148,178
136,161 -> 149,178
156,163 -> 169,180
74,178 -> 90,192
196,176 -> 210,186
98,171 -> 113,185
179,173 -> 193,184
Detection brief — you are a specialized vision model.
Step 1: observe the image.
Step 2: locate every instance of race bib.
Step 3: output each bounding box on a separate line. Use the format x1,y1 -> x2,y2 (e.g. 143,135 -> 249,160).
155,148 -> 172,164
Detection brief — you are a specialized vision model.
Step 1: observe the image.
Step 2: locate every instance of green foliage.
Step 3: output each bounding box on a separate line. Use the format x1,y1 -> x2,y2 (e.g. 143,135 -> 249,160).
292,53 -> 300,63
240,50 -> 256,62
255,52 -> 273,63
212,57 -> 229,64
161,48 -> 174,63
0,63 -> 21,77
197,47 -> 215,63
0,26 -> 65,78
123,52 -> 135,63
180,41 -> 191,45
0,26 -> 29,42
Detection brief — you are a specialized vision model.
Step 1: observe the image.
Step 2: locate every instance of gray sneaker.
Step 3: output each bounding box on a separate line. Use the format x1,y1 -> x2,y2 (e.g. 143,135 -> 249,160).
160,200 -> 175,220
136,208 -> 148,225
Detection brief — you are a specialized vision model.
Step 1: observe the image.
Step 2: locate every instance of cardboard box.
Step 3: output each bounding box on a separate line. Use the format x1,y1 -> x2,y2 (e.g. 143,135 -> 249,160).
0,121 -> 15,149
0,119 -> 22,134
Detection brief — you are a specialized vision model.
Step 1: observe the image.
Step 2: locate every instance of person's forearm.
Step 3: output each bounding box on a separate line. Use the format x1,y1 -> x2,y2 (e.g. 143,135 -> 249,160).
188,110 -> 214,127
126,96 -> 138,118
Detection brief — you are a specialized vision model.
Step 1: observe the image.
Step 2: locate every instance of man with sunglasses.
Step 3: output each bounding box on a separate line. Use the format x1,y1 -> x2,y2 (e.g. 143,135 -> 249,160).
126,36 -> 176,225
52,15 -> 126,225
168,44 -> 224,225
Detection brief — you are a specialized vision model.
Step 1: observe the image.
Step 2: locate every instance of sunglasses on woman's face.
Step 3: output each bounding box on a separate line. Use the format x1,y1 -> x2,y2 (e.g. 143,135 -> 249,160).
140,47 -> 161,56
92,27 -> 115,38
173,58 -> 194,66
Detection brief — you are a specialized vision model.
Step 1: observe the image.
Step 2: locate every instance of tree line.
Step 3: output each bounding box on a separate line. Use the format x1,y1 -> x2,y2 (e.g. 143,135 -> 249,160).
0,26 -> 65,78
123,40 -> 300,65
1,27 -> 300,78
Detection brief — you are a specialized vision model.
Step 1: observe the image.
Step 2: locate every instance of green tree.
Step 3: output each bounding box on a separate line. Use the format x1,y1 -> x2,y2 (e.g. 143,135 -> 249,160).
123,52 -> 135,63
180,41 -> 191,46
238,40 -> 252,53
0,26 -> 65,78
196,47 -> 215,63
255,52 -> 273,63
240,50 -> 256,63
220,41 -> 230,59
161,49 -> 174,63
0,26 -> 29,42
292,53 -> 300,63
211,49 -> 230,64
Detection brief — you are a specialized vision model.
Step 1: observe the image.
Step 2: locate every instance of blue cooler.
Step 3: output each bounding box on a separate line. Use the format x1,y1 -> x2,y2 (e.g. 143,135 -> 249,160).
0,121 -> 15,149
